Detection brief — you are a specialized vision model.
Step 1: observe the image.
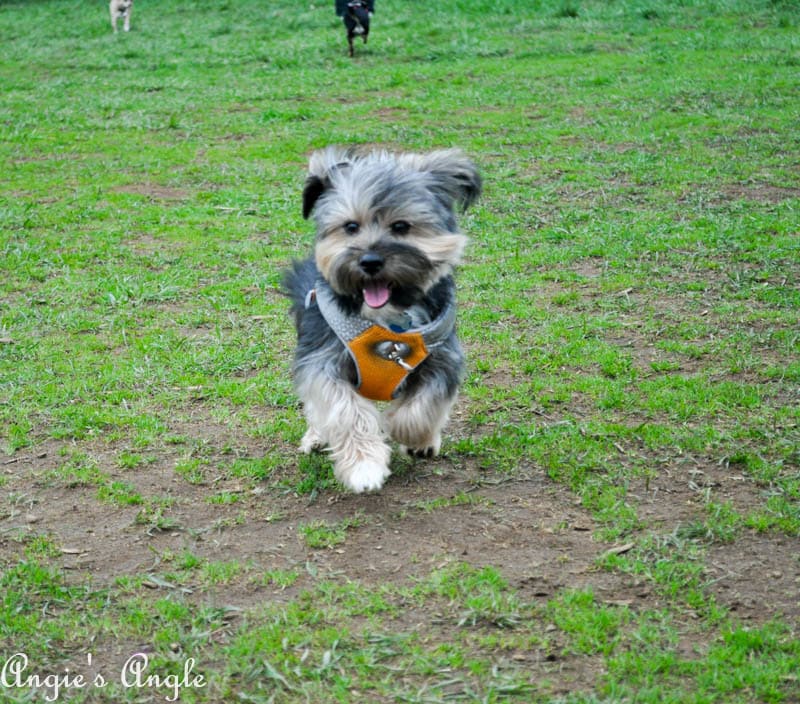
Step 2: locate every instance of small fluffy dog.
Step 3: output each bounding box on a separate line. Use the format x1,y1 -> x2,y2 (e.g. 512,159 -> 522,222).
283,147 -> 481,493
336,0 -> 374,57
110,0 -> 133,33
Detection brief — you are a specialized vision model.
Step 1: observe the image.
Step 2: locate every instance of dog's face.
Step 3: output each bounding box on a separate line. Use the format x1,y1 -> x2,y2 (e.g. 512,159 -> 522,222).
111,0 -> 132,13
302,148 -> 481,313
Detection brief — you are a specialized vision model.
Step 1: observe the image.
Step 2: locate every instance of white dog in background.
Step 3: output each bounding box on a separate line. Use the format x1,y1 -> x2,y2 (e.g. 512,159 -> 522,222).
110,0 -> 133,33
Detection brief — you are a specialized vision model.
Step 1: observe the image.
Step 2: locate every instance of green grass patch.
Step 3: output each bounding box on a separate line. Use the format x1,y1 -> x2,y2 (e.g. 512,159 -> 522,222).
1,0 -> 798,700
299,514 -> 366,549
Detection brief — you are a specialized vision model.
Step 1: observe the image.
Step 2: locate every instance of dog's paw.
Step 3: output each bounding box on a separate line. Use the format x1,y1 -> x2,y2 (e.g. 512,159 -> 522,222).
339,460 -> 390,493
405,445 -> 438,459
402,434 -> 442,460
299,427 -> 324,454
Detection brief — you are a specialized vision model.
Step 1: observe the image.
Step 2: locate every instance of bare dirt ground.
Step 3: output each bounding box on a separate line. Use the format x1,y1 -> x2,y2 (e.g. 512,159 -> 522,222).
3,424 -> 798,629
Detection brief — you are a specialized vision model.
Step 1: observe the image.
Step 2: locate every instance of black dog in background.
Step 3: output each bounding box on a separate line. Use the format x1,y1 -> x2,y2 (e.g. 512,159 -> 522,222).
335,0 -> 375,57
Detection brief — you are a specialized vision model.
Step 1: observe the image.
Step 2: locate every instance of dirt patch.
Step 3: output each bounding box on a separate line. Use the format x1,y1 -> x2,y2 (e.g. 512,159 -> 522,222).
114,183 -> 192,200
719,184 -> 800,205
707,532 -> 800,623
2,446 -> 609,591
629,456 -> 761,530
2,438 -> 643,628
0,431 -> 759,612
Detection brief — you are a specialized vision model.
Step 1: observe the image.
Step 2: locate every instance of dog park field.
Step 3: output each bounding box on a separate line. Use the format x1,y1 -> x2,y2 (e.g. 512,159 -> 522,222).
1,0 -> 799,701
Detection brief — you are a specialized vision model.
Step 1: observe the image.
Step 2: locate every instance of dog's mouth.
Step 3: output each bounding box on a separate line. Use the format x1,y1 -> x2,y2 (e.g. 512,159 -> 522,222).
363,281 -> 391,309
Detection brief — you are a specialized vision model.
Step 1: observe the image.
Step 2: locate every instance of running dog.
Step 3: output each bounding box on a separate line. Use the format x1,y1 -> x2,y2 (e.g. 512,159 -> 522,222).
110,0 -> 133,33
336,0 -> 374,56
283,147 -> 481,493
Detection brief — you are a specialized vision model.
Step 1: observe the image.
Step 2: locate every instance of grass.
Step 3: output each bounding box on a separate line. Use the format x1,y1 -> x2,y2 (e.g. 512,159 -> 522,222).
1,0 -> 799,701
299,514 -> 366,549
3,561 -> 798,701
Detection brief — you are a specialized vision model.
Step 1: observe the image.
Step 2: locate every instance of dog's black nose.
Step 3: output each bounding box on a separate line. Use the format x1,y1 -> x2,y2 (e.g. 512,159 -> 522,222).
359,252 -> 384,276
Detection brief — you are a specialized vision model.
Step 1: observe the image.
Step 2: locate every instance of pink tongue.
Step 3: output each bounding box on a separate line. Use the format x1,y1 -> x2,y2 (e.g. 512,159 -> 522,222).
363,282 -> 391,308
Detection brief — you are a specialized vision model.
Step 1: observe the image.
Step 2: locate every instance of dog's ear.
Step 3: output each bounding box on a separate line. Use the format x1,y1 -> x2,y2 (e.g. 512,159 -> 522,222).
302,147 -> 355,219
302,175 -> 327,220
406,150 -> 482,212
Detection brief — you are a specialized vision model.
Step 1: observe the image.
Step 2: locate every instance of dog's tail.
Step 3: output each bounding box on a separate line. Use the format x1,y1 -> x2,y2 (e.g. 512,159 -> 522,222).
282,258 -> 318,325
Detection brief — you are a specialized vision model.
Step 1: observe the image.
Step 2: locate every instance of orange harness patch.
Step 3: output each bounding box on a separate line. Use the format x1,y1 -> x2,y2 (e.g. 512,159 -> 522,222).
347,326 -> 428,401
308,281 -> 456,402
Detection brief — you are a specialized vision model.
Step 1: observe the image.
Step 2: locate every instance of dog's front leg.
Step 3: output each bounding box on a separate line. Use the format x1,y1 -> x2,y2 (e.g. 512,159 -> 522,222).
385,386 -> 457,459
299,375 -> 391,492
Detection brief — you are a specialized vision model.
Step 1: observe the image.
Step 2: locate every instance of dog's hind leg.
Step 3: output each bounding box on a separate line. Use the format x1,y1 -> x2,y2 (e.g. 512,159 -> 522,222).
299,375 -> 391,492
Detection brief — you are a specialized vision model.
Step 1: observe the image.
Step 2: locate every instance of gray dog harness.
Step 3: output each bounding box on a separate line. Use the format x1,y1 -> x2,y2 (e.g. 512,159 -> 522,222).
306,280 -> 456,401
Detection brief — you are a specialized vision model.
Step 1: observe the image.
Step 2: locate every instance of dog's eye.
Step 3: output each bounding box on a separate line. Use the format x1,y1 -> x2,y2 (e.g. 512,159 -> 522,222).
390,221 -> 411,235
343,221 -> 360,235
